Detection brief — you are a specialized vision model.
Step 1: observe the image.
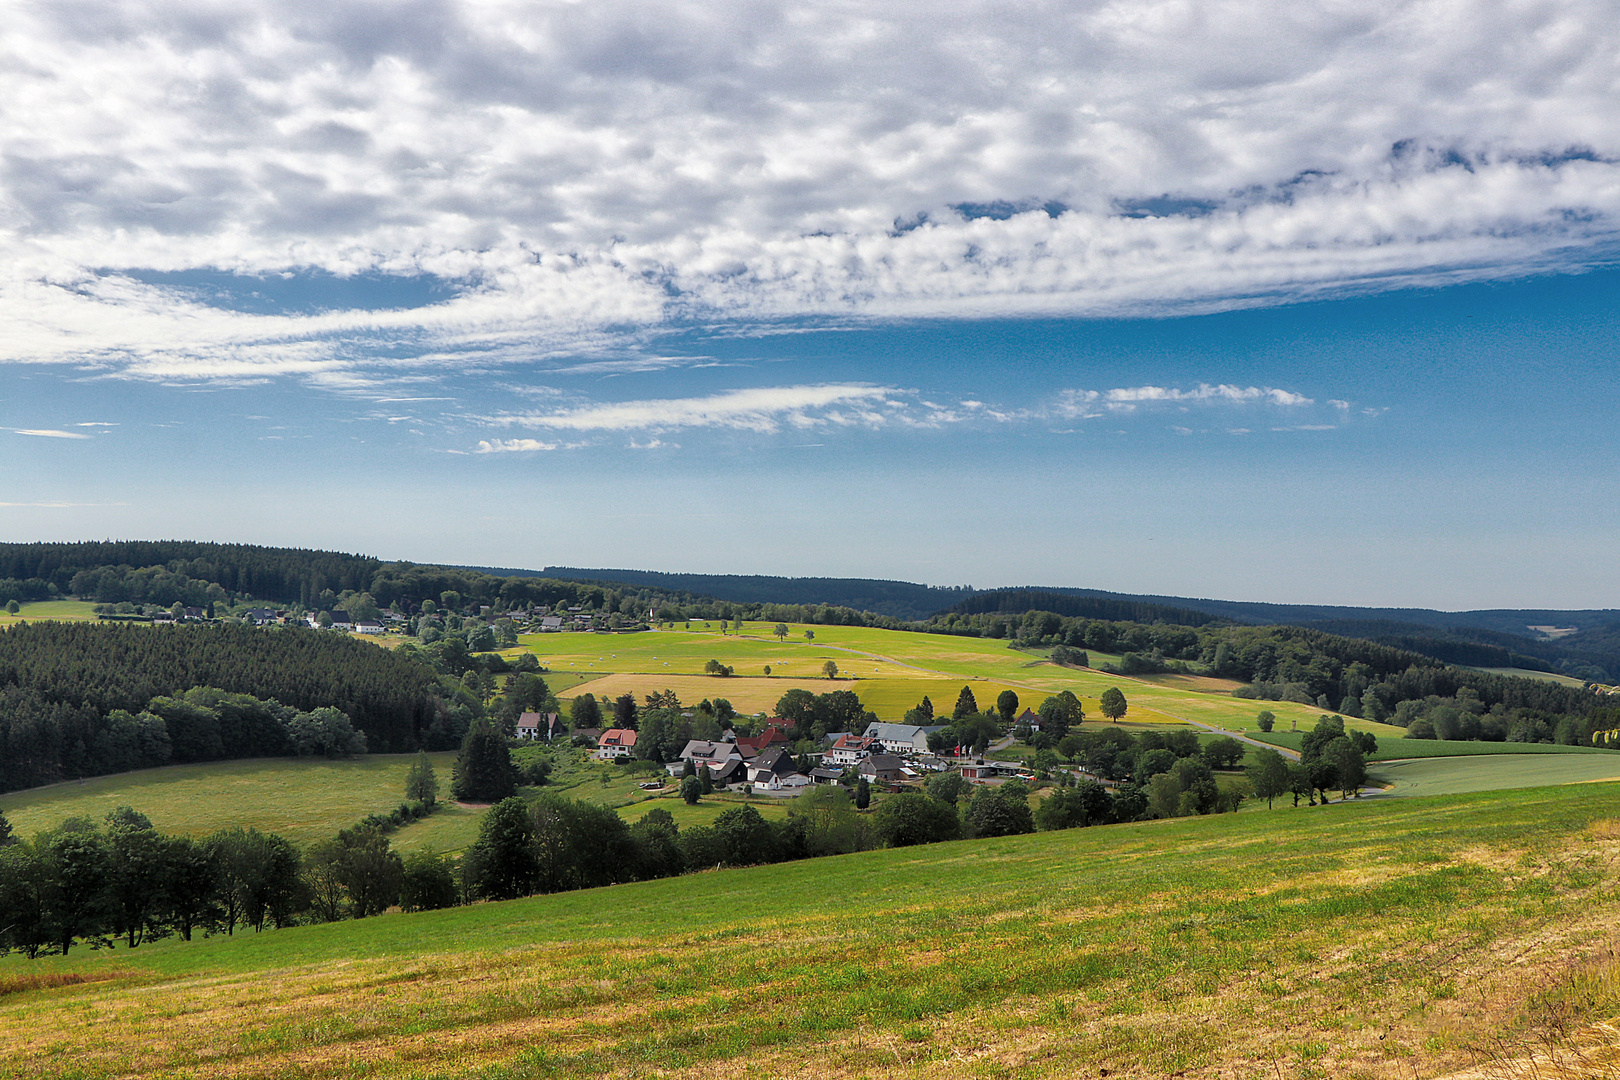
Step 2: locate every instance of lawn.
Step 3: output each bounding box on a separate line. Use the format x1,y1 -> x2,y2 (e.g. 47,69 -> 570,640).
0,599 -> 102,624
0,754 -> 459,850
6,783 -> 1620,1080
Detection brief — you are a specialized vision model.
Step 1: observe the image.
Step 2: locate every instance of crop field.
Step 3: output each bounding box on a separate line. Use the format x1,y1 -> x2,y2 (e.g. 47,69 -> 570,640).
7,783 -> 1620,1080
521,624 -> 1273,727
0,754 -> 461,849
0,599 -> 102,624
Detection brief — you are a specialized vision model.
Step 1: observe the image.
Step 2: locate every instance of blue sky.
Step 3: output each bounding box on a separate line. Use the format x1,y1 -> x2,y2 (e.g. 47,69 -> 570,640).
2,0 -> 1618,609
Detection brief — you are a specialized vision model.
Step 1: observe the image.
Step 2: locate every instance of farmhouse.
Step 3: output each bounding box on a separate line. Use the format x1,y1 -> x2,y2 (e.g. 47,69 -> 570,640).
354,620 -> 384,634
747,747 -> 799,786
595,728 -> 638,760
824,733 -> 875,766
517,712 -> 564,740
864,722 -> 937,754
678,740 -> 742,768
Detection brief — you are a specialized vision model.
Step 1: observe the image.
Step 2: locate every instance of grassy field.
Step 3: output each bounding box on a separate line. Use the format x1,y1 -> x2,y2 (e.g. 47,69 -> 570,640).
0,599 -> 102,624
1369,754 -> 1620,796
1472,666 -> 1589,687
7,783 -> 1620,1079
1255,731 -> 1618,761
0,754 -> 460,849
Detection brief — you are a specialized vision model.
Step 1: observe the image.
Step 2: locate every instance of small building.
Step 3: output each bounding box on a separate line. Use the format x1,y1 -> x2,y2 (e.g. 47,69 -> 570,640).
858,754 -> 910,783
595,728 -> 638,760
679,740 -> 742,768
354,620 -> 384,634
810,767 -> 847,785
863,722 -> 931,754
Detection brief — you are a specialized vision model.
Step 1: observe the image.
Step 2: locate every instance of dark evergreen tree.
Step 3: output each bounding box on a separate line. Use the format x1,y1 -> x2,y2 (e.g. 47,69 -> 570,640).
452,718 -> 515,803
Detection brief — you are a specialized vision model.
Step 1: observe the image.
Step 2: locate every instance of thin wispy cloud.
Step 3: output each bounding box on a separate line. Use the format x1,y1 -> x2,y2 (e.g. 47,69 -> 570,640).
0,0 -> 1616,380
1054,384 -> 1314,418
487,384 -> 904,435
9,428 -> 93,439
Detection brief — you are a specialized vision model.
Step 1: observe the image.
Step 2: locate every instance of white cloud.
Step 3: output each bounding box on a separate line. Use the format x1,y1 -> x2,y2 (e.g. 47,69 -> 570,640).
1054,383 -> 1311,418
489,384 -> 903,434
10,427 -> 93,438
475,438 -> 564,453
1,0 -> 1619,378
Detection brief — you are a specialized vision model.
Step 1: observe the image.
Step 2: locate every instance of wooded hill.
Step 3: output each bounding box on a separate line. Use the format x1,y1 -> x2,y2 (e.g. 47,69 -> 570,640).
0,622 -> 443,794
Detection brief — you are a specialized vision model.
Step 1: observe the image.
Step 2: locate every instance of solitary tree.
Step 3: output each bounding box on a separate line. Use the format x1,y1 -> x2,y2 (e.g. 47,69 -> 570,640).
774,624 -> 789,641
451,718 -> 515,802
953,685 -> 979,720
822,660 -> 839,680
1256,710 -> 1276,733
680,775 -> 702,804
804,629 -> 815,642
1099,687 -> 1128,722
570,693 -> 601,730
855,777 -> 871,810
996,689 -> 1020,723
405,751 -> 439,806
612,693 -> 639,730
1246,748 -> 1290,809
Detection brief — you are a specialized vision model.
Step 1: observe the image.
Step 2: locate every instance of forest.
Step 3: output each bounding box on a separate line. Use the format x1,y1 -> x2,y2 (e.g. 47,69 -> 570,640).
0,622 -> 445,793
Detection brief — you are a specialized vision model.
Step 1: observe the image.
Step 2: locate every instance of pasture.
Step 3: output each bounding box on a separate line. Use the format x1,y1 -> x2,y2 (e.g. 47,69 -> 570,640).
1369,754 -> 1620,797
0,599 -> 102,624
6,783 -> 1620,1080
0,754 -> 461,852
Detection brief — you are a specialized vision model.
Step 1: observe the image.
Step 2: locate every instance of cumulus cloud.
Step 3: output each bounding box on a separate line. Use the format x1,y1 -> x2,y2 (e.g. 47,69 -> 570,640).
2,0 -> 1619,378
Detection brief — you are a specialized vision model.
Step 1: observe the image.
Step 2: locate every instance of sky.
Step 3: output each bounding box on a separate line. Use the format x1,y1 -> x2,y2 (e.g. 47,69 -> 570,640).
1,0 -> 1618,610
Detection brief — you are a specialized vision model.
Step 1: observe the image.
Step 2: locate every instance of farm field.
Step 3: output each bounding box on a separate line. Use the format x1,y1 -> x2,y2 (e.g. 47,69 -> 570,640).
6,783 -> 1620,1080
1369,754 -> 1620,797
1255,732 -> 1616,760
552,670 -> 1069,722
1472,666 -> 1589,687
522,624 -> 1283,727
0,754 -> 459,851
0,599 -> 102,624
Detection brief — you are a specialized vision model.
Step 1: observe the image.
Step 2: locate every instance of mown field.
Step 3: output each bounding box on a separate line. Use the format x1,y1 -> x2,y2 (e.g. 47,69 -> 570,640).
0,599 -> 102,624
0,754 -> 460,851
7,783 -> 1620,1080
1368,754 -> 1620,797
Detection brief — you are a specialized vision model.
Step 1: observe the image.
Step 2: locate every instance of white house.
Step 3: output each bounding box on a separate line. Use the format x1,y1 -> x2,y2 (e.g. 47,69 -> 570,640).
595,728 -> 638,760
863,723 -> 931,754
824,734 -> 875,767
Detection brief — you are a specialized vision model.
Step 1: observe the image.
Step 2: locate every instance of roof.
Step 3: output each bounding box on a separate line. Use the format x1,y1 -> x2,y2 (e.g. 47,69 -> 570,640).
831,733 -> 873,750
752,747 -> 795,775
600,728 -> 638,747
860,754 -> 906,773
679,739 -> 737,761
865,723 -> 927,744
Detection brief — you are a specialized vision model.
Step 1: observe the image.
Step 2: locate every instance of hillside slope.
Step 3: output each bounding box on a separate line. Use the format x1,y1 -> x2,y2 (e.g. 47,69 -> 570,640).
5,784 -> 1620,1080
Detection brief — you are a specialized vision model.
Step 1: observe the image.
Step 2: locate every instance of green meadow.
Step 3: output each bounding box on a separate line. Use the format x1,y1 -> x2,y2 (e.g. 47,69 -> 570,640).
1369,754 -> 1620,797
0,599 -> 102,624
0,754 -> 459,851
6,783 -> 1620,1080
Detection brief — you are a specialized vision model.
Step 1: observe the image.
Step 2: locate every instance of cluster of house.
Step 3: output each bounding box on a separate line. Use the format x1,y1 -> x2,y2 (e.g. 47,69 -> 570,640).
563,718 -> 1031,794
302,609 -> 388,633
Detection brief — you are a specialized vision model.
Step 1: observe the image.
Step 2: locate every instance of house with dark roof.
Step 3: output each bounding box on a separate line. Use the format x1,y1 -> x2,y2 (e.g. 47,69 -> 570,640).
857,754 -> 912,783
517,711 -> 564,740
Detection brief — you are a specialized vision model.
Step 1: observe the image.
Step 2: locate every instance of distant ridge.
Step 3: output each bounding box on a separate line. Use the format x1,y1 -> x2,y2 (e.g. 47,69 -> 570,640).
478,567 -> 976,622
